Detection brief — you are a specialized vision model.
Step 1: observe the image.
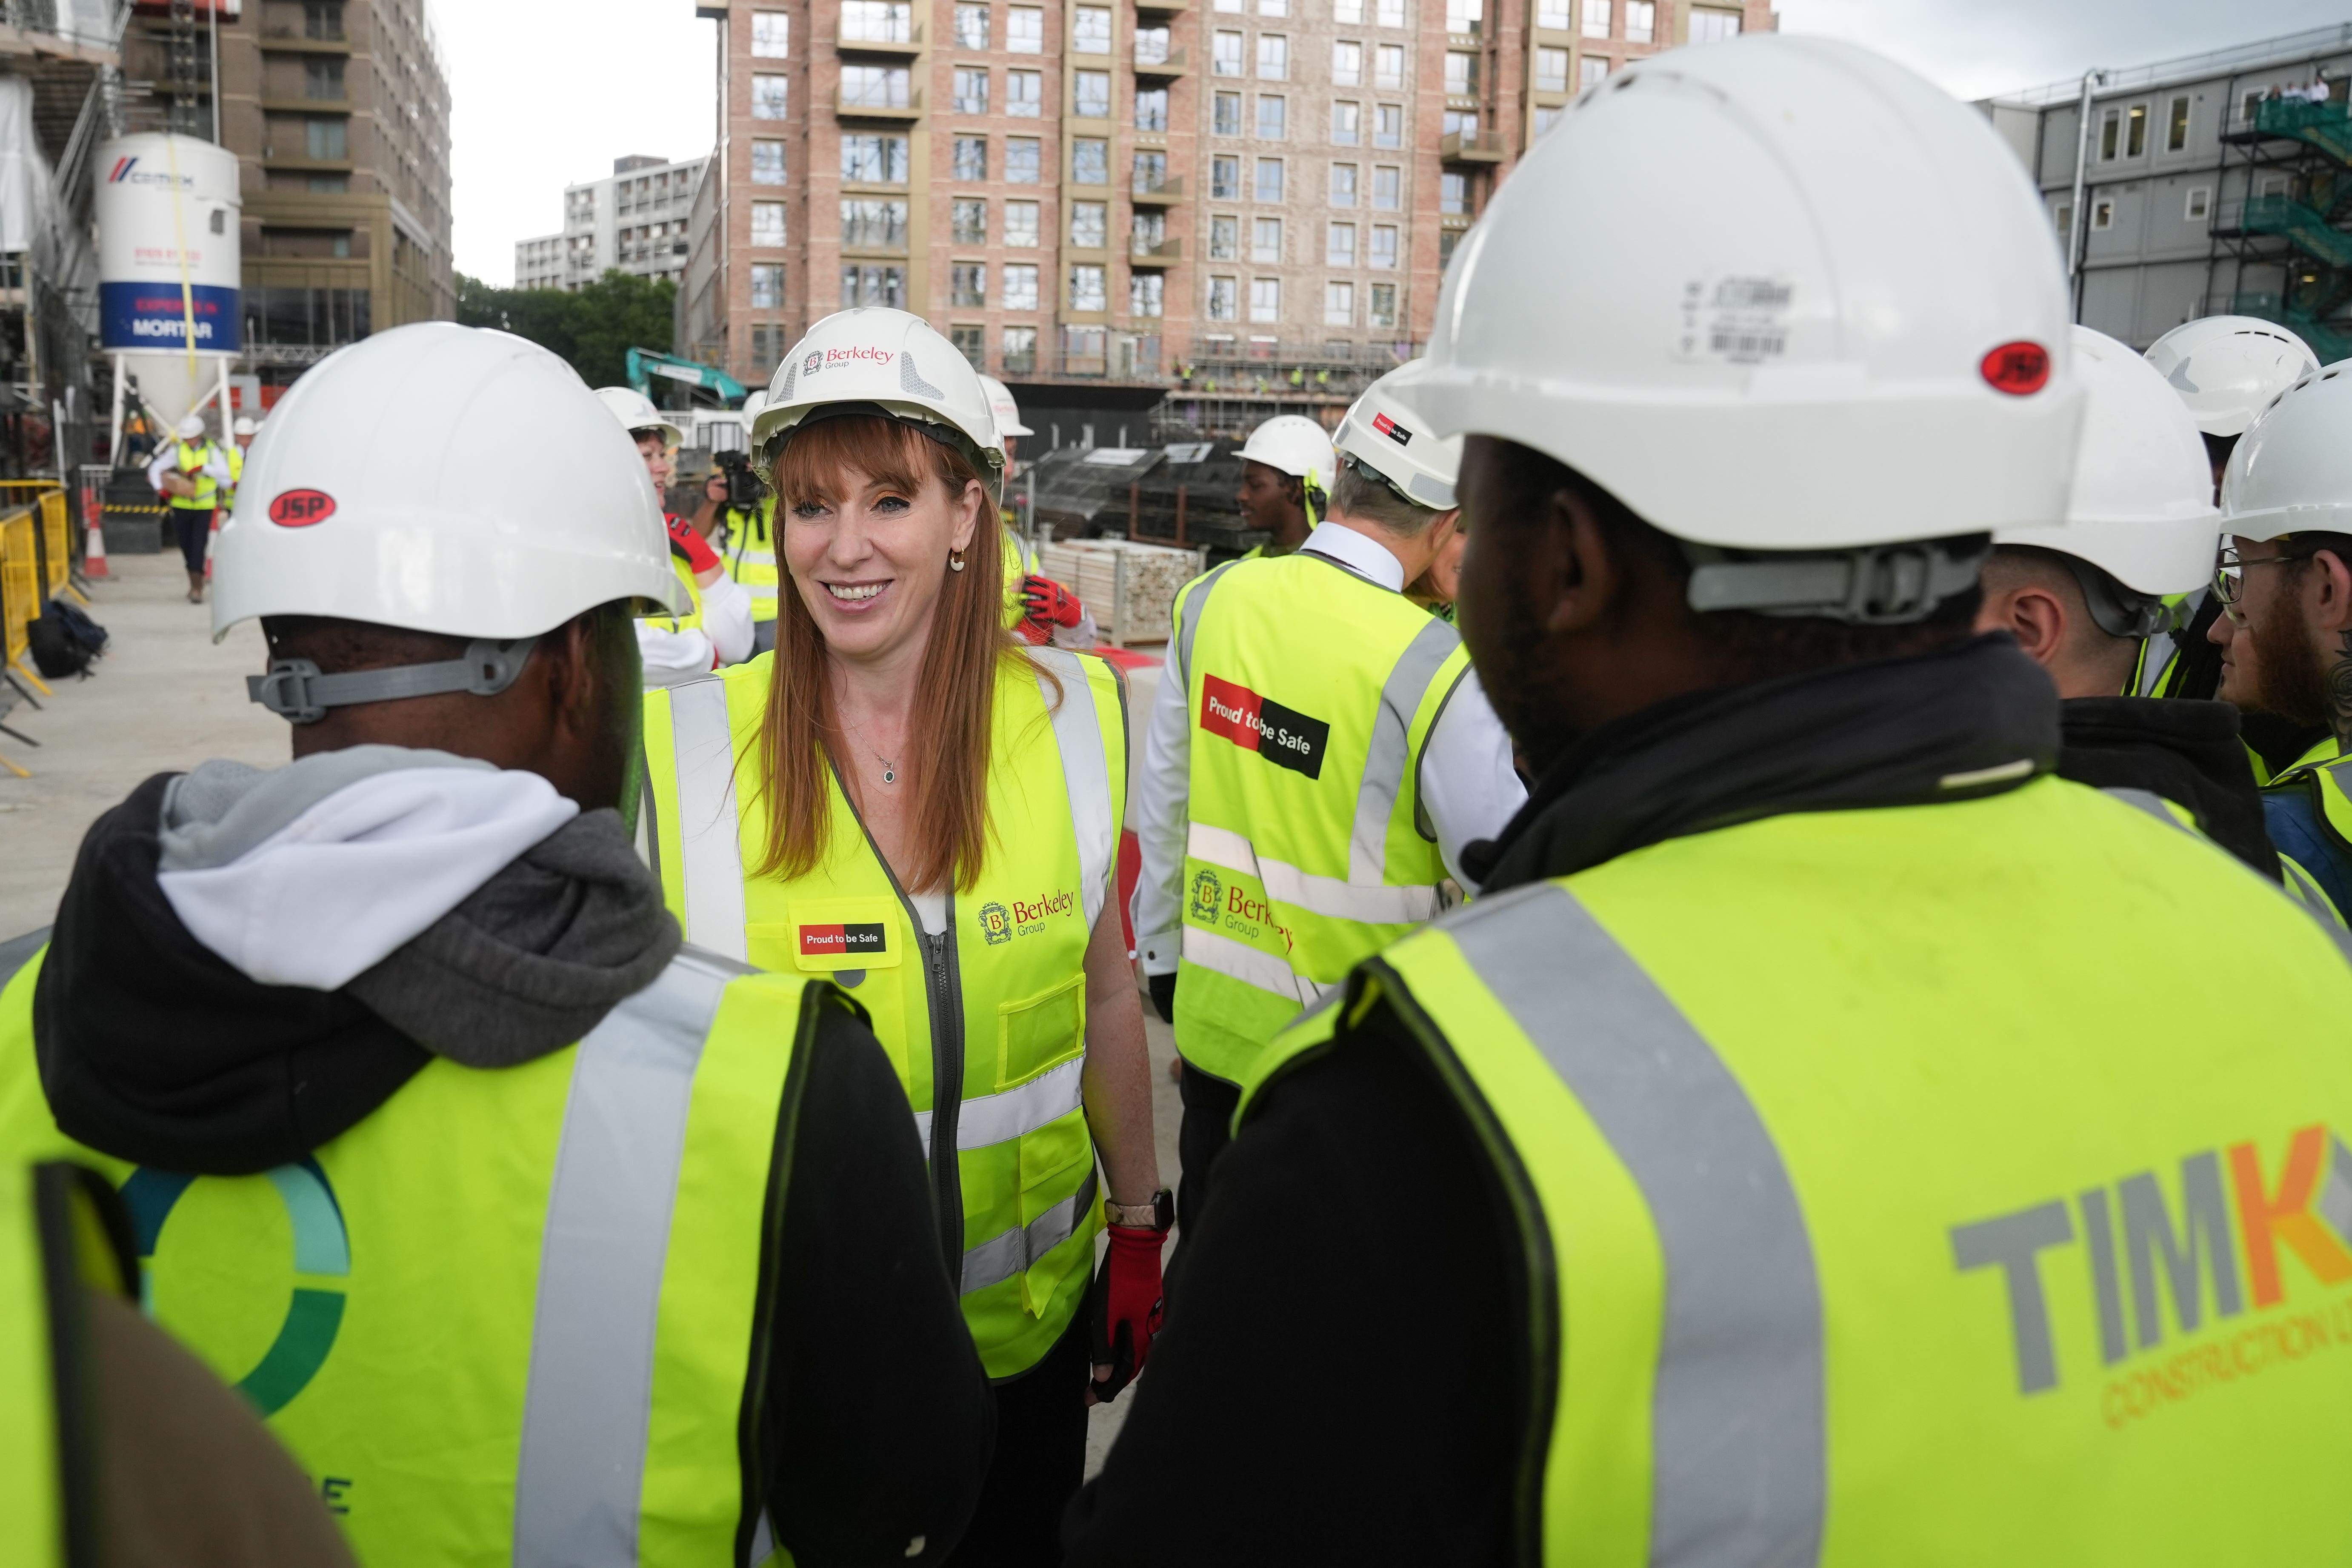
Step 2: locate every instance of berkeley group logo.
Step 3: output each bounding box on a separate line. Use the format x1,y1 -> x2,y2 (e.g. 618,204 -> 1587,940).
980,901 -> 1013,945
981,891 -> 1076,945
803,351 -> 823,377
1200,674 -> 1329,780
1189,868 -> 1222,923
1954,1123 -> 2352,1427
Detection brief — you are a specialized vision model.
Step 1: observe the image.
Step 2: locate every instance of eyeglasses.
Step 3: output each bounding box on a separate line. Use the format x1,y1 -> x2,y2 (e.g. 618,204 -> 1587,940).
2213,543 -> 2316,620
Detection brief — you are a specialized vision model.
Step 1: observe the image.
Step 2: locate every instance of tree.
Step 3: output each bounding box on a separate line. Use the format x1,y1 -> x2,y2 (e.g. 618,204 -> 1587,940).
455,269 -> 677,389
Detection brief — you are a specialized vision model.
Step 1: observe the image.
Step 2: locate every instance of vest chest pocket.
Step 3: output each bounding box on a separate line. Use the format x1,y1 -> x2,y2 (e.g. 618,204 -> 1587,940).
995,970 -> 1086,1092
749,899 -> 913,1090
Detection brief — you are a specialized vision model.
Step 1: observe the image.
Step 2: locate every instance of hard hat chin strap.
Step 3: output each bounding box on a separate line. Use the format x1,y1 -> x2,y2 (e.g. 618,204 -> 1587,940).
1682,535 -> 1990,626
2056,557 -> 2174,642
246,637 -> 540,725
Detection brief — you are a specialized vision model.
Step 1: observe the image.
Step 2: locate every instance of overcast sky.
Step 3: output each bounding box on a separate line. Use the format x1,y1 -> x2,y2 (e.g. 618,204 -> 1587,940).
444,0 -> 2342,284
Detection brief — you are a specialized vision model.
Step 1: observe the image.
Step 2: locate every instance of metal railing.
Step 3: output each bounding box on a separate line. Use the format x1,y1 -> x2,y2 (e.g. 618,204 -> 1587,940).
1441,129 -> 1506,161
1992,23 -> 2352,108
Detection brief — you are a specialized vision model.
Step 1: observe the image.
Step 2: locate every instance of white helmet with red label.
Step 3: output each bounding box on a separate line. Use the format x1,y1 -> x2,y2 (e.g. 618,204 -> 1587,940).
1333,360 -> 1461,511
594,384 -> 686,451
750,309 -> 1006,487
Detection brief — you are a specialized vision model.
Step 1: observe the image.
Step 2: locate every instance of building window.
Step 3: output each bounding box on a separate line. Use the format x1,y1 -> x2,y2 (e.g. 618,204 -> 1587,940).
1212,154 -> 1242,199
2181,185 -> 2210,222
1444,108 -> 1478,139
1137,87 -> 1169,131
1137,24 -> 1174,63
1006,200 -> 1041,244
304,56 -> 345,100
1073,5 -> 1112,51
751,263 -> 786,308
1071,200 -> 1109,248
1324,280 -> 1355,324
955,3 -> 990,47
1252,215 -> 1283,261
1335,0 -> 1363,17
1007,4 -> 1043,50
1258,35 -> 1289,79
304,1 -> 345,40
841,134 -> 909,183
1135,150 -> 1170,191
1375,43 -> 1405,89
1333,40 -> 1363,85
1536,0 -> 1569,26
955,68 -> 992,114
1369,282 -> 1396,327
1006,138 -> 1042,181
754,73 -> 790,117
1444,0 -> 1479,32
1008,70 -> 1042,115
1214,30 -> 1244,75
752,201 -> 789,245
1003,325 -> 1038,371
1214,92 -> 1243,134
1369,223 -> 1397,267
306,118 -> 346,159
1070,264 -> 1109,311
844,0 -> 912,40
1003,263 -> 1041,308
953,136 -> 987,180
1133,208 -> 1168,251
2126,102 -> 2148,158
1250,277 -> 1281,322
1255,157 -> 1285,201
1689,8 -> 1738,42
1445,51 -> 1477,94
1326,222 -> 1356,265
1209,276 -> 1239,319
841,264 -> 906,307
1372,165 -> 1400,208
1074,137 -> 1110,183
2091,197 -> 2114,231
2100,108 -> 2119,161
1073,70 -> 1112,117
952,263 -> 988,306
1330,162 -> 1358,206
1579,54 -> 1608,89
953,198 -> 988,242
1374,103 -> 1403,147
1439,228 -> 1460,268
1624,0 -> 1652,41
2168,95 -> 2190,152
842,65 -> 911,108
1534,104 -> 1563,136
951,323 -> 986,363
306,174 -> 348,192
1583,0 -> 1610,35
1535,47 -> 1569,92
1261,0 -> 1289,13
753,10 -> 790,54
1332,100 -> 1361,144
1132,272 -> 1165,316
753,140 -> 787,183
1257,94 -> 1287,138
1440,171 -> 1469,215
841,198 -> 909,248
2052,200 -> 2071,237
1210,214 -> 1240,259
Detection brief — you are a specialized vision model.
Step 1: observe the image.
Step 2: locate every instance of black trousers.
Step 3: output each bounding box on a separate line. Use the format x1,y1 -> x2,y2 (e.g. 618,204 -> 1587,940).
947,1311 -> 1091,1566
173,508 -> 213,574
1176,1063 -> 1242,1235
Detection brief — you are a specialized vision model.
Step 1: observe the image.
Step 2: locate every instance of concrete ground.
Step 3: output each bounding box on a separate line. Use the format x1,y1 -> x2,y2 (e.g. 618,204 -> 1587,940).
0,548 -> 1182,1476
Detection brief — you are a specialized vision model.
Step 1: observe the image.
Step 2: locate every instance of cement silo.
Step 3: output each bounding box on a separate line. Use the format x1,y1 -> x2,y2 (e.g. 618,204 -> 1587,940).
93,132 -> 240,446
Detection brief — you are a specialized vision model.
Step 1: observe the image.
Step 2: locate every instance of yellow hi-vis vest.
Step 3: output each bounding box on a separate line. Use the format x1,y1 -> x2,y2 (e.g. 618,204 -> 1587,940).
640,648 -> 1126,1378
1170,551 -> 1470,1086
0,945 -> 824,1568
1000,521 -> 1039,631
1246,776 -> 2352,1564
723,497 -> 780,625
642,550 -> 708,638
169,440 -> 219,511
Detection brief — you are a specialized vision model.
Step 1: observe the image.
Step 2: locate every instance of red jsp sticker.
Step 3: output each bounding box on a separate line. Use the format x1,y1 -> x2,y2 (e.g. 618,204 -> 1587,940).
268,489 -> 337,527
1979,342 -> 2051,397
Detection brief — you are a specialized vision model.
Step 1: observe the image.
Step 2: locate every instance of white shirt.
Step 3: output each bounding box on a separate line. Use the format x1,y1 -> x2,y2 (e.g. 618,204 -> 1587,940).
1129,520 -> 1526,977
638,537 -> 757,687
146,439 -> 233,496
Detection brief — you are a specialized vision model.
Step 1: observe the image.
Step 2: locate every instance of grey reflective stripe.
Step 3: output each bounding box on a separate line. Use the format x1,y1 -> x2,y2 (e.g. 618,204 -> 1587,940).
1443,883 -> 1825,1567
733,548 -> 776,567
961,1167 -> 1098,1295
1349,617 -> 1462,882
1174,561 -> 1237,691
954,1055 -> 1086,1151
512,950 -> 738,1566
1029,648 -> 1118,932
0,926 -> 49,991
2101,786 -> 2184,831
669,679 -> 750,962
746,585 -> 779,602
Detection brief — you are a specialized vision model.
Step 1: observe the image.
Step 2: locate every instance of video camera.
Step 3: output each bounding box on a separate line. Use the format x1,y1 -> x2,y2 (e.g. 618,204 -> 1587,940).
714,448 -> 766,513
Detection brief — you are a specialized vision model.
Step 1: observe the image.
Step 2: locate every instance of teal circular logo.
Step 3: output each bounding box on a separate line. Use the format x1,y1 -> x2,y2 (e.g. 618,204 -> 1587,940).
122,1157 -> 351,1417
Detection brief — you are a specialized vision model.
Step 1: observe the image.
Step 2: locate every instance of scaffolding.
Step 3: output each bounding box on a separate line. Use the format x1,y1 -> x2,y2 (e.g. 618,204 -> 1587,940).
2212,91 -> 2352,360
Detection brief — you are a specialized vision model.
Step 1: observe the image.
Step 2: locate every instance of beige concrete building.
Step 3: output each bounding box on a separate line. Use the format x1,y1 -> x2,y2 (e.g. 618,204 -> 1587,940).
687,0 -> 1771,428
121,0 -> 455,393
516,152 -> 709,292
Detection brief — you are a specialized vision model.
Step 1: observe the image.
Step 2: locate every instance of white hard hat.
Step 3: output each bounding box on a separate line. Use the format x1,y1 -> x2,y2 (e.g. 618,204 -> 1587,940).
213,323 -> 687,655
978,374 -> 1032,437
2144,316 -> 2318,439
594,385 -> 686,451
176,412 -> 207,440
1405,34 -> 2080,614
751,309 -> 1005,487
2220,359 -> 2352,543
232,415 -> 257,437
1333,361 -> 1461,511
1238,414 -> 1334,491
1995,325 -> 2219,599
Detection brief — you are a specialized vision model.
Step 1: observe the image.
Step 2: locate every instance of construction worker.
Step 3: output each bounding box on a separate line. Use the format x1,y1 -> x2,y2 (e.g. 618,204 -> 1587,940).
225,414 -> 258,509
596,385 -> 757,685
1069,37 -> 2352,1562
2135,317 -> 2318,702
637,308 -> 1164,1564
700,462 -> 782,653
147,411 -> 230,604
2210,364 -> 2352,914
980,371 -> 1096,647
0,323 -> 990,1563
1132,359 -> 1523,1228
1231,414 -> 1332,557
1975,324 -> 2288,880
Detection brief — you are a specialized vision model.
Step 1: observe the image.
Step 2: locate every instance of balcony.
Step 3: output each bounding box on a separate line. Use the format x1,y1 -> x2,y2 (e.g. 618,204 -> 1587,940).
1130,174 -> 1184,206
1135,0 -> 1190,12
1130,237 -> 1182,265
836,18 -> 923,54
260,96 -> 352,115
1133,45 -> 1187,77
1441,129 -> 1505,163
836,85 -> 923,120
257,29 -> 352,53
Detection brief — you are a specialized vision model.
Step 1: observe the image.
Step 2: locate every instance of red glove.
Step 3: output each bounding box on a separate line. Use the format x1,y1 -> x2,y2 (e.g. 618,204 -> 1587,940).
1088,1223 -> 1167,1403
1021,574 -> 1085,632
666,512 -> 722,575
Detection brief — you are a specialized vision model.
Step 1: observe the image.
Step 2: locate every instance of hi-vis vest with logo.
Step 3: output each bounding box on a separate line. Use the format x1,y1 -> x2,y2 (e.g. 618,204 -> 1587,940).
724,497 -> 779,625
169,440 -> 219,510
1171,551 -> 1469,1084
640,647 -> 1126,1378
0,944 -> 820,1568
1245,774 -> 2352,1563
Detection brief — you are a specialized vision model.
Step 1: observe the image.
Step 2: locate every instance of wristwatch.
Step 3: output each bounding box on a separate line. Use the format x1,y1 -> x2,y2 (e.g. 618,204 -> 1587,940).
1105,1188 -> 1175,1232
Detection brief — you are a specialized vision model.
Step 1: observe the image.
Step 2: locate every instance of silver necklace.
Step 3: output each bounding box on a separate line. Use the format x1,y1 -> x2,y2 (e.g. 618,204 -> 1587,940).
841,715 -> 900,785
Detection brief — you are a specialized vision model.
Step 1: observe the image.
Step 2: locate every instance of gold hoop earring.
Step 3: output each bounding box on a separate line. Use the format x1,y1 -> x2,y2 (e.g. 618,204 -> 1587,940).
949,550 -> 966,572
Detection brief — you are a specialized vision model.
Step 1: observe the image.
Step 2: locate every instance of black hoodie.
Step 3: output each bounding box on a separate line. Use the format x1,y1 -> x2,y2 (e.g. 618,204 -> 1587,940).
17,772 -> 992,1568
2054,696 -> 2282,882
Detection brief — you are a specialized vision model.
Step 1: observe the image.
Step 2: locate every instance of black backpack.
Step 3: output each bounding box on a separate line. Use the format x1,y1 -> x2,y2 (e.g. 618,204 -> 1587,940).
29,598 -> 105,679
